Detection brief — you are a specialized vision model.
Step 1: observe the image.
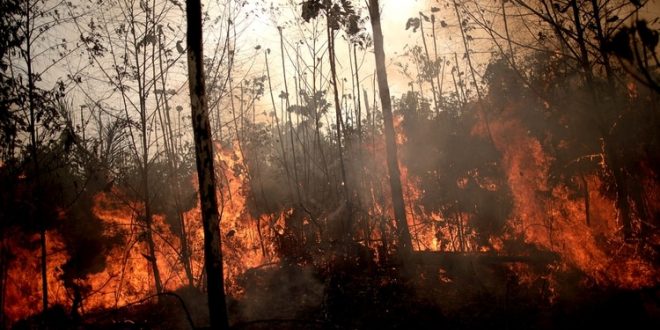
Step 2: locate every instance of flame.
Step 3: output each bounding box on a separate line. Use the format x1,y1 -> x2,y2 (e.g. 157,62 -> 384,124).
2,141 -> 285,325
3,230 -> 68,323
210,141 -> 280,295
4,105 -> 657,325
487,108 -> 658,289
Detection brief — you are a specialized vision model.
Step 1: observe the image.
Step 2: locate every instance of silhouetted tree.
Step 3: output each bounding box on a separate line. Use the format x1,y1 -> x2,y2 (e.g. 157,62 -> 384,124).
368,0 -> 413,253
186,0 -> 230,328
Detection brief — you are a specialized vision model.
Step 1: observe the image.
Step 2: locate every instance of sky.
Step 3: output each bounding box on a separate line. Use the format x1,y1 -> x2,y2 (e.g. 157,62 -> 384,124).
217,0 -> 431,99
28,0 -> 660,142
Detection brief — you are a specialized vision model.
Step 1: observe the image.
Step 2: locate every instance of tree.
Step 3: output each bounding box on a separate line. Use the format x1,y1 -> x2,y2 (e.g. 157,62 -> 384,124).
69,0 -> 191,295
185,0 -> 230,328
368,0 -> 413,253
0,0 -> 76,315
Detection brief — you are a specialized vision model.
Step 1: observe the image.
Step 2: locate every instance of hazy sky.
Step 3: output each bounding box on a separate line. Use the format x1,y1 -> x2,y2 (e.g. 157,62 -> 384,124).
226,0 -> 430,96
39,0 -> 660,137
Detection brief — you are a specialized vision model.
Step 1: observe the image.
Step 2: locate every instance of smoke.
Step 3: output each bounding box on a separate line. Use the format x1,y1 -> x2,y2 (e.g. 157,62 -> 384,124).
235,264 -> 324,323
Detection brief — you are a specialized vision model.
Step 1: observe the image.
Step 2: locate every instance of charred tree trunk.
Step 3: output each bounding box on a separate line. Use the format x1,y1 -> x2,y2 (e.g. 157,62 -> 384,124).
579,174 -> 591,226
368,0 -> 413,254
141,168 -> 163,294
604,142 -> 633,240
0,238 -> 6,329
186,0 -> 230,328
25,3 -> 48,313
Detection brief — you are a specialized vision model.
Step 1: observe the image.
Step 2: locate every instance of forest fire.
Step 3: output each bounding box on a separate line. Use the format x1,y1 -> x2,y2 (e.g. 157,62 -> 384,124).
4,112 -> 655,326
1,0 -> 659,328
3,231 -> 68,324
488,107 -> 658,289
3,142 -> 285,324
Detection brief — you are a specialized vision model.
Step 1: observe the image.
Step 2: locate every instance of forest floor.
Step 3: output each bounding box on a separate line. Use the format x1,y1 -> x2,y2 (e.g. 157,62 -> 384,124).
11,254 -> 660,330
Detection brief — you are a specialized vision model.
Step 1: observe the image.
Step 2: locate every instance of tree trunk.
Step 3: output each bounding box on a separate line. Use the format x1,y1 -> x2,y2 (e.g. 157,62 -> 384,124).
570,0 -> 594,84
186,0 -> 230,328
25,2 -> 48,313
279,28 -> 303,203
431,15 -> 445,109
265,50 -> 295,201
134,31 -> 163,297
453,0 -> 494,144
579,174 -> 591,226
0,238 -> 7,329
419,13 -> 440,115
327,20 -> 351,205
368,0 -> 413,254
157,30 -> 194,286
354,45 -> 363,142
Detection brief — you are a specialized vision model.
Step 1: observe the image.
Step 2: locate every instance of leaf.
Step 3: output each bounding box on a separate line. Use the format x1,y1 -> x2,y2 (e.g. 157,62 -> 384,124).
347,14 -> 360,35
341,0 -> 355,15
406,18 -> 421,33
431,7 -> 440,13
168,0 -> 183,11
606,15 -> 619,23
301,0 -> 322,23
637,20 -> 659,51
604,28 -> 633,61
138,33 -> 156,48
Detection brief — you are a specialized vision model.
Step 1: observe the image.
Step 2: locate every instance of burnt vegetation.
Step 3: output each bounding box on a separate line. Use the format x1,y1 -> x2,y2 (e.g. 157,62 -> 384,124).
1,0 -> 659,329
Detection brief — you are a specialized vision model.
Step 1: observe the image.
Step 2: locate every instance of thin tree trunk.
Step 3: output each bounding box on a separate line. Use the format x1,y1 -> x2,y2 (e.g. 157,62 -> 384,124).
419,13 -> 440,115
431,15 -> 445,110
157,30 -> 194,286
369,0 -> 413,254
279,28 -> 303,203
25,2 -> 48,312
579,174 -> 591,226
327,20 -> 351,206
354,44 -> 363,142
570,0 -> 594,84
186,0 -> 229,328
0,238 -> 7,329
453,0 -> 494,144
452,52 -> 466,105
265,50 -> 295,201
501,0 -> 516,68
136,51 -> 163,298
589,0 -> 613,82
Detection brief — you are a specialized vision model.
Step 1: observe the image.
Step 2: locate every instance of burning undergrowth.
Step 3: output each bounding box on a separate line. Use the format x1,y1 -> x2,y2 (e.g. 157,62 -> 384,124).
2,57 -> 659,329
